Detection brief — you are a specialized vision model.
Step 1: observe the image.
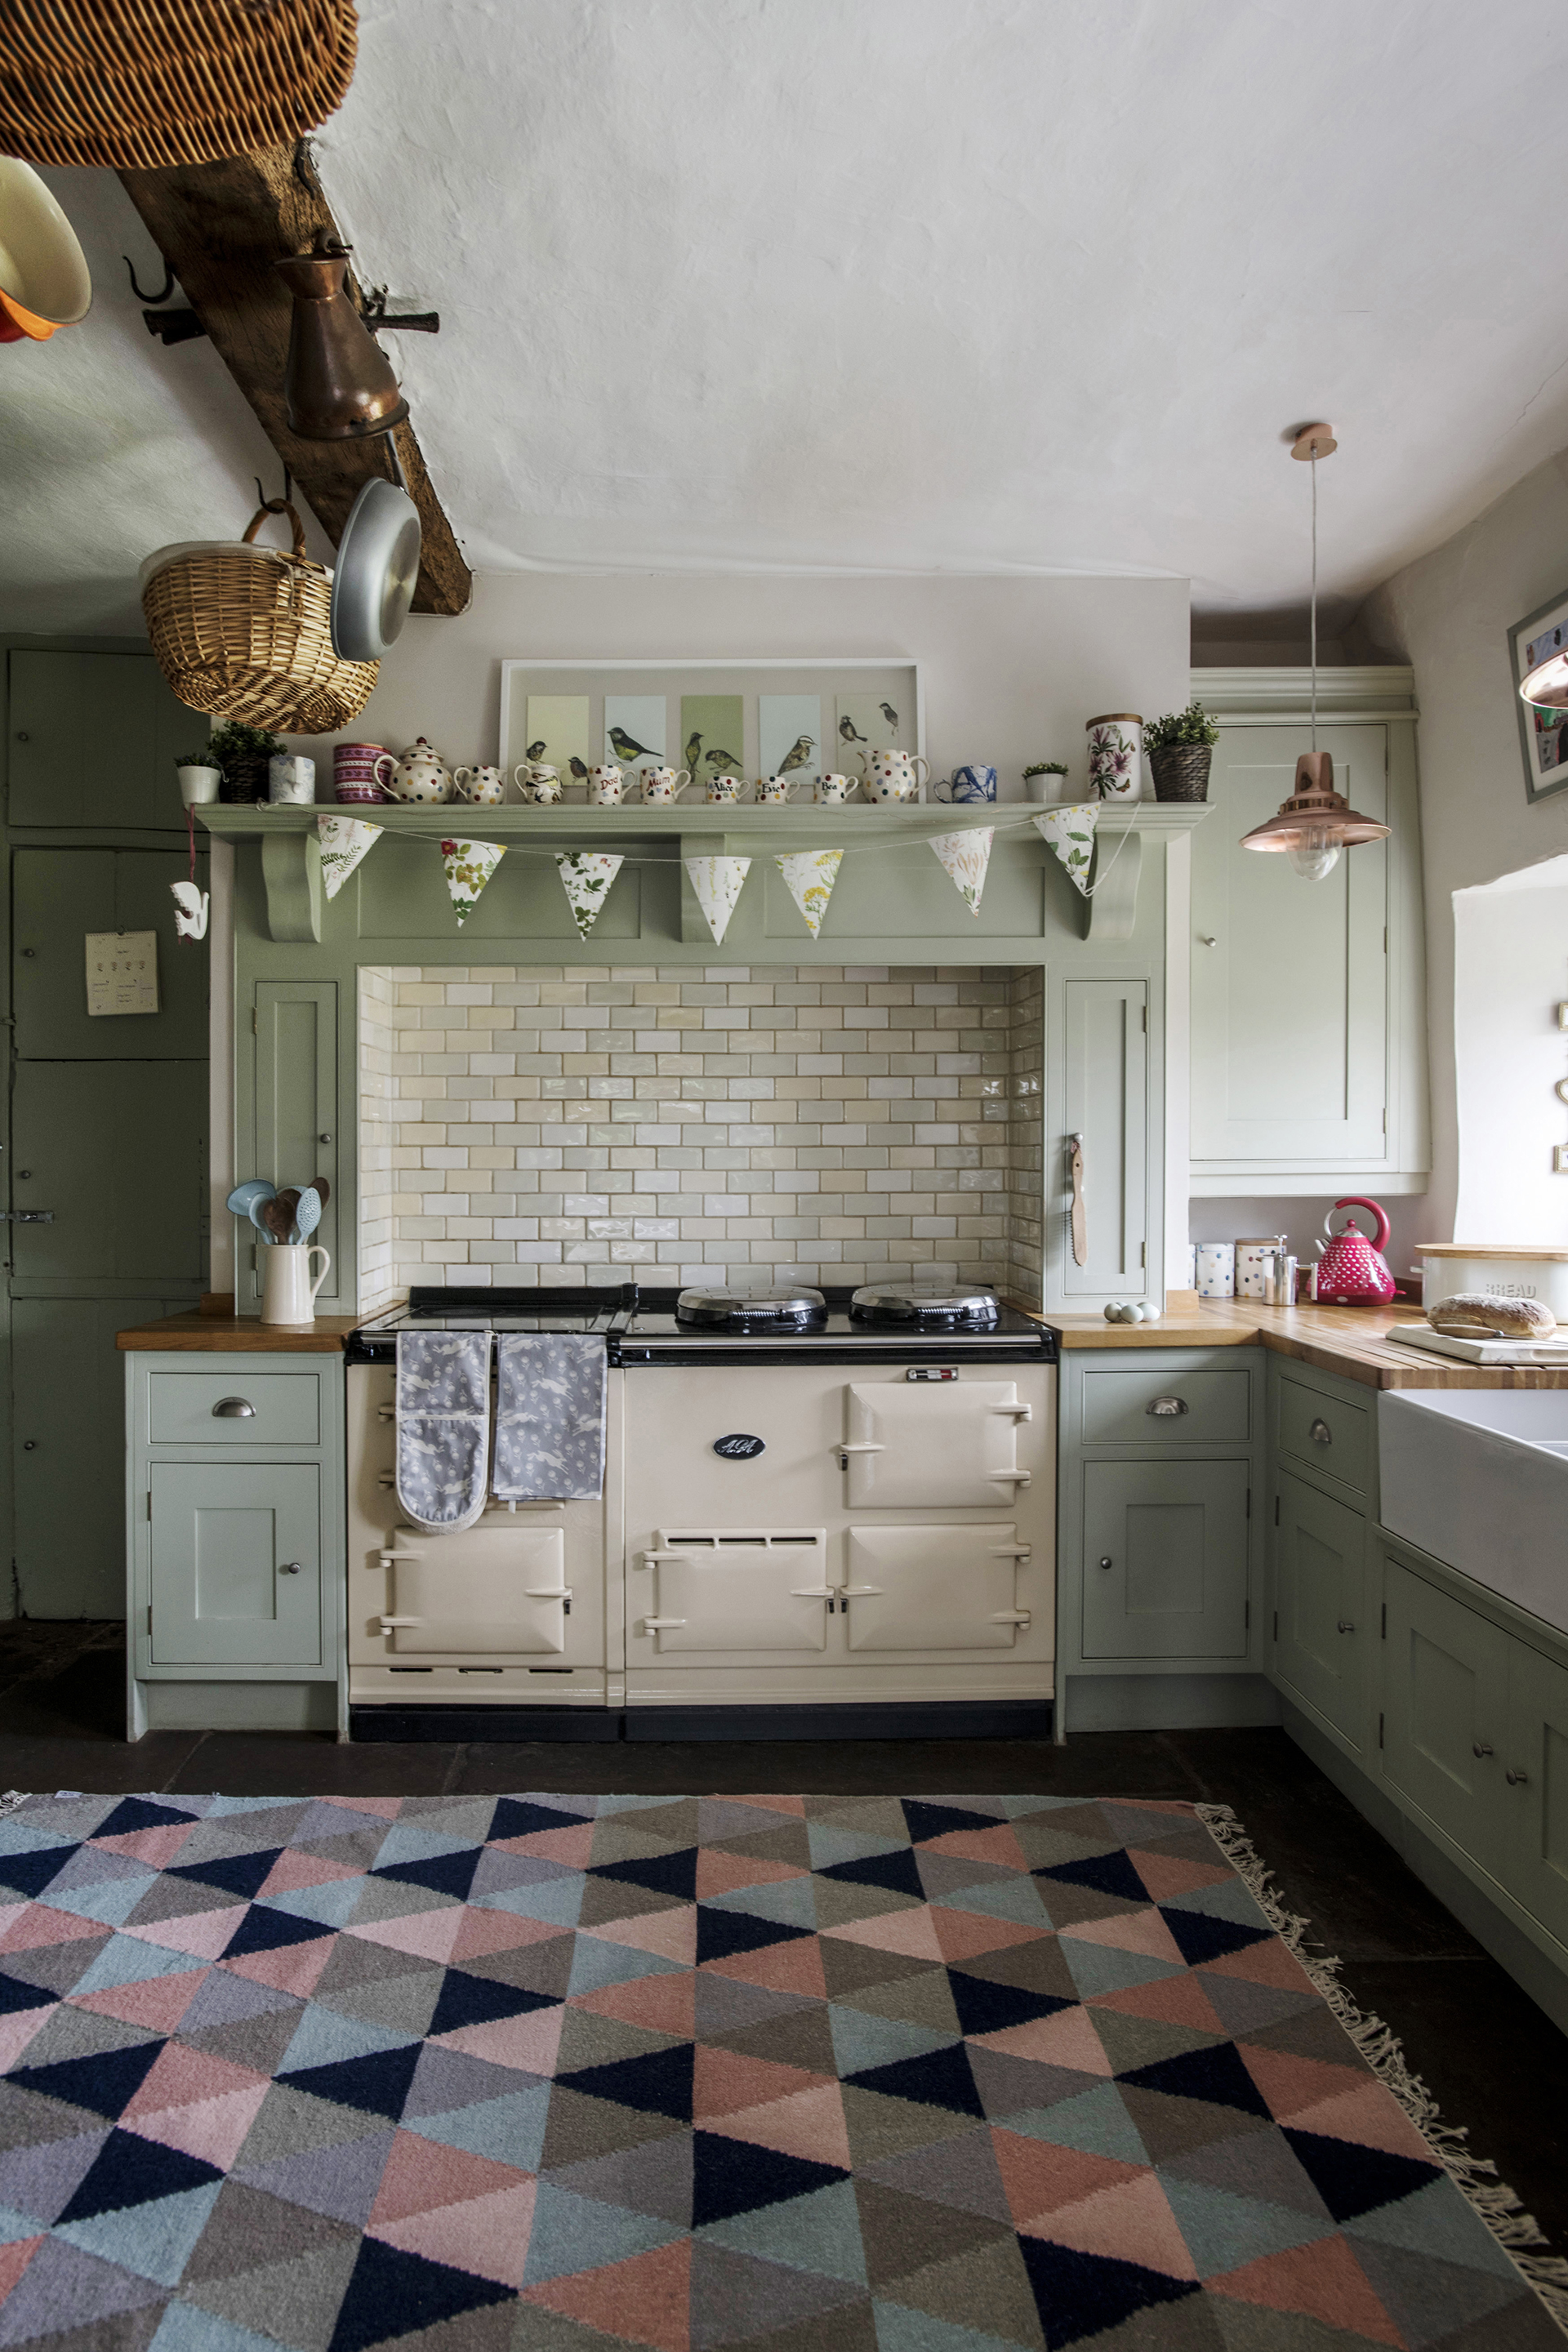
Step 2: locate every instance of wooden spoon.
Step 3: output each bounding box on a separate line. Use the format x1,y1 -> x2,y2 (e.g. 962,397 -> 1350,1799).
261,1194 -> 296,1245
312,1178 -> 331,1210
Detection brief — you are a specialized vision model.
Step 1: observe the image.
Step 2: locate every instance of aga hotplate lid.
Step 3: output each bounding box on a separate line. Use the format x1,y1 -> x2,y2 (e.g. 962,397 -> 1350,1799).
675,1285 -> 827,1329
849,1283 -> 1000,1325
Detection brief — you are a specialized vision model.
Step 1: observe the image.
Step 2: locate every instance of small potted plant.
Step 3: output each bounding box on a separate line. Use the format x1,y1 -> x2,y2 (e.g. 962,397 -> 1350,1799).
1022,759 -> 1070,803
1143,702 -> 1218,801
207,719 -> 285,805
174,751 -> 221,807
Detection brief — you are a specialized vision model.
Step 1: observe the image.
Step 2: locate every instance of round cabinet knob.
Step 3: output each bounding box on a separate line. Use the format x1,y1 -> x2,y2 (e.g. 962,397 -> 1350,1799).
19,950 -> 34,960
1506,1766 -> 1530,1786
21,1441 -> 35,1452
15,732 -> 29,743
318,1133 -> 332,1145
1472,1741 -> 1494,1758
1310,1419 -> 1332,1446
17,1173 -> 30,1181
1098,1556 -> 1113,1571
1337,1619 -> 1356,1633
278,1561 -> 303,1576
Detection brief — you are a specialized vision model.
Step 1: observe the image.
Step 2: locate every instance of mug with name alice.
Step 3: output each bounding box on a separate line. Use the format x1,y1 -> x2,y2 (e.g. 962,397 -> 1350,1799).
705,773 -> 745,803
639,767 -> 691,805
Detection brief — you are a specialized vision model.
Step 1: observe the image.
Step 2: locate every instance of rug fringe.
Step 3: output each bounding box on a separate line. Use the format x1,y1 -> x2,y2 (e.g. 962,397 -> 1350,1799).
1196,1802 -> 1568,2337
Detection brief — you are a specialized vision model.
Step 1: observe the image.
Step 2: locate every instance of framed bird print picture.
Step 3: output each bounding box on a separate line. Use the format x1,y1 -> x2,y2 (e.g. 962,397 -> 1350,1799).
498,659 -> 923,800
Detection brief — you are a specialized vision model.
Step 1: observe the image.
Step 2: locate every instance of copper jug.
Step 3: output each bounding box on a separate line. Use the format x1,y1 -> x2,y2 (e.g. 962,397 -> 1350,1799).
275,235 -> 408,441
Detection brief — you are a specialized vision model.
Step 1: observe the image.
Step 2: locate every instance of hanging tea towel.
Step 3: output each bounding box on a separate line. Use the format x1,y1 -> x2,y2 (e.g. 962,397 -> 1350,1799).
395,1330 -> 492,1534
493,1334 -> 607,1502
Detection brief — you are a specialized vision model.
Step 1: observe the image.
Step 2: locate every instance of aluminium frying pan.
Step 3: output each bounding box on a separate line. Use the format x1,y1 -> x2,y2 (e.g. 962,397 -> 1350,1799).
330,474 -> 421,660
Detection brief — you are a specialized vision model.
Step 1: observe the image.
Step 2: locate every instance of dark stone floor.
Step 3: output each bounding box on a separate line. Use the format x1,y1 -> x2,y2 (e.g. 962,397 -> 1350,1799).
2,1622 -> 1565,2259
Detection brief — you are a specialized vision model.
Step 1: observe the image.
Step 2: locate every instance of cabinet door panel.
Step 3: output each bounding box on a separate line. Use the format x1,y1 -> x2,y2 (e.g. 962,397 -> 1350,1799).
1272,1470 -> 1365,1741
1062,980 -> 1147,1299
844,1524 -> 1022,1650
1192,723 -> 1388,1163
651,1530 -> 831,1653
845,1381 -> 1021,1507
149,1463 -> 322,1666
1083,1459 -> 1249,1660
11,1062 -> 205,1284
1382,1559 -> 1510,1866
8,651 -> 189,829
254,982 -> 338,1301
13,849 -> 208,1060
1503,1641 -> 1568,1953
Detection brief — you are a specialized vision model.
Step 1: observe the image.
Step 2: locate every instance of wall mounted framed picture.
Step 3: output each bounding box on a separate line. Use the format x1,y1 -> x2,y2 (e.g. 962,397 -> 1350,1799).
498,658 -> 923,799
1509,589 -> 1568,802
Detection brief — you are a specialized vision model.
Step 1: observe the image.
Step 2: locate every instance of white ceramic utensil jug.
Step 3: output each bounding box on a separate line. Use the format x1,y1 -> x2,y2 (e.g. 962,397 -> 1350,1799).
261,1243 -> 331,1325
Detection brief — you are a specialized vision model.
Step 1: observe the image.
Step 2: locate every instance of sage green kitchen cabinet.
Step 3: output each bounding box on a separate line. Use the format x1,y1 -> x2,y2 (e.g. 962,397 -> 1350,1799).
252,981 -> 339,1304
11,1062 -> 205,1285
149,1461 -> 323,1668
1188,670 -> 1427,1196
1081,1456 -> 1250,1661
127,1350 -> 345,1735
1059,978 -> 1148,1302
12,848 -> 209,1059
8,649 -> 190,829
1272,1468 -> 1367,1746
1381,1543 -> 1568,1961
1056,1347 -> 1265,1732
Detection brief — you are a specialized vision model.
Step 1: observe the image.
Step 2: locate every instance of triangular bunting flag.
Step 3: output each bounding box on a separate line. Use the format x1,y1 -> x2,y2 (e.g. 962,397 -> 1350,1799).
439,836 -> 506,925
316,814 -> 383,902
1033,803 -> 1098,896
556,852 -> 624,938
774,849 -> 843,940
685,855 -> 751,945
928,826 -> 993,916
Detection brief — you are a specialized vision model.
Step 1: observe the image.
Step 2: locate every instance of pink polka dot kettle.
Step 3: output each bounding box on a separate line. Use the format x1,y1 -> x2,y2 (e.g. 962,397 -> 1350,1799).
1315,1196 -> 1396,1305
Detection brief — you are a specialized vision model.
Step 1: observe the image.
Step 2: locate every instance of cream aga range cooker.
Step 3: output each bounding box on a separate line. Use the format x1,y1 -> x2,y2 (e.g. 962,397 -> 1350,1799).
345,1284 -> 1056,1740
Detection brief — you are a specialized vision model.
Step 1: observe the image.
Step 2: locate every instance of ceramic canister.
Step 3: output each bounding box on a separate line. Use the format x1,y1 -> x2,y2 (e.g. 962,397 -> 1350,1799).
1086,714 -> 1143,800
268,753 -> 315,804
1196,1242 -> 1235,1299
334,743 -> 394,804
1235,1235 -> 1288,1300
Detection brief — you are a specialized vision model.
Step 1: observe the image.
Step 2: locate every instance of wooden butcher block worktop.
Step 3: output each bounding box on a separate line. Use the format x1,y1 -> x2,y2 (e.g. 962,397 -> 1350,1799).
1039,1298 -> 1568,1390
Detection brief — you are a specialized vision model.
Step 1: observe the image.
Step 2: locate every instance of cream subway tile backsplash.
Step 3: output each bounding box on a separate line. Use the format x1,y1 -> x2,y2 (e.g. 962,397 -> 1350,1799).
359,964 -> 1040,1303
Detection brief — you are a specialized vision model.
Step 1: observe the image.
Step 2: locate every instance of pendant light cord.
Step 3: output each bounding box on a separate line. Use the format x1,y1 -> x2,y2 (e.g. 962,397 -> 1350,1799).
1310,442 -> 1319,755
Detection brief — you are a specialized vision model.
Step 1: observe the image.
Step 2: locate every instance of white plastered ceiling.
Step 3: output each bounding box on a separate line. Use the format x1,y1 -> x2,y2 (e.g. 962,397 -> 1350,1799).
3,0 -> 1568,635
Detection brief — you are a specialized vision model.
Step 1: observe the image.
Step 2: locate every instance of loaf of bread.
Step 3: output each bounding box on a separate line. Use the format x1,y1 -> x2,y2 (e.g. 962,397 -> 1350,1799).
1428,1292 -> 1557,1337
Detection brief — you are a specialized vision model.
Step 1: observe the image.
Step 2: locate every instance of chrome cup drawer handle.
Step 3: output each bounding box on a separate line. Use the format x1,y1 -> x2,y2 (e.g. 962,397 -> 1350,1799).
1309,1418 -> 1332,1446
1147,1396 -> 1188,1417
212,1397 -> 255,1419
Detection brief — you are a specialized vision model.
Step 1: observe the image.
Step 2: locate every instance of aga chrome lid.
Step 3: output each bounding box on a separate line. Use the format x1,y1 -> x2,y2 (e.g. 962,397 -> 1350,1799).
675,1285 -> 827,1328
849,1283 -> 1000,1325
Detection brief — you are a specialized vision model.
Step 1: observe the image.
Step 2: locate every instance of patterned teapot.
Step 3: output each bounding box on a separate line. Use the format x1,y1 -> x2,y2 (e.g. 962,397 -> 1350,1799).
388,737 -> 452,805
1315,1196 -> 1397,1306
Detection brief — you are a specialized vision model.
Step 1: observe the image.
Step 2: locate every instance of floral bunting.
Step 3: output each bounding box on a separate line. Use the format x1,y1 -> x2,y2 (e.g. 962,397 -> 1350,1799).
927,826 -> 993,916
1033,803 -> 1098,896
685,854 -> 751,945
316,814 -> 383,902
440,836 -> 506,925
774,849 -> 843,939
556,851 -> 624,938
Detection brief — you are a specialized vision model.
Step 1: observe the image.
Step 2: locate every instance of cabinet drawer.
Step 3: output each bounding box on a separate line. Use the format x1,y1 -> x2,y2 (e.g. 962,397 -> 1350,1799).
1277,1374 -> 1370,1494
1080,1367 -> 1251,1448
149,1370 -> 323,1448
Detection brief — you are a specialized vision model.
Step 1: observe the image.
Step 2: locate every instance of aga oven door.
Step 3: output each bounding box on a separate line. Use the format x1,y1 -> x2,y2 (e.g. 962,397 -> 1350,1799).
642,1529 -> 831,1653
382,1522 -> 569,1655
844,1380 -> 1031,1508
843,1523 -> 1031,1650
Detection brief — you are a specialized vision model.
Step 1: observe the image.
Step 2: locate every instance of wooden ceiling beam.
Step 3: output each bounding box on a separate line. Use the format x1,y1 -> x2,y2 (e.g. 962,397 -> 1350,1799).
118,142 -> 471,617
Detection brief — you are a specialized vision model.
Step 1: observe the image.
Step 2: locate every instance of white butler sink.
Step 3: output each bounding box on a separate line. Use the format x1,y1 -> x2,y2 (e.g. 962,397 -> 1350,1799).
1379,1389 -> 1568,1633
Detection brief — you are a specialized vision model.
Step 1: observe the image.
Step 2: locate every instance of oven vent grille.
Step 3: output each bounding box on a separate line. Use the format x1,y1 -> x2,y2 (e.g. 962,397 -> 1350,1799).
661,1530 -> 822,1552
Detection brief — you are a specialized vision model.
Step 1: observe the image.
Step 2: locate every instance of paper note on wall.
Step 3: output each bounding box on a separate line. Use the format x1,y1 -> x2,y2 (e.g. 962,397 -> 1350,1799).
85,931 -> 159,1017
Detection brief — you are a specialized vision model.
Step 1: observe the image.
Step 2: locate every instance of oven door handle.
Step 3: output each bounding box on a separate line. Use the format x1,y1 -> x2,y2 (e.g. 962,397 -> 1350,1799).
987,1468 -> 1032,1486
642,1548 -> 698,1563
790,1585 -> 837,1598
525,1586 -> 572,1599
836,1442 -> 884,1454
989,1401 -> 1032,1420
840,1584 -> 883,1597
379,1550 -> 423,1564
379,1615 -> 424,1629
989,1544 -> 1032,1557
991,1610 -> 1032,1625
642,1617 -> 687,1630
378,1405 -> 396,1422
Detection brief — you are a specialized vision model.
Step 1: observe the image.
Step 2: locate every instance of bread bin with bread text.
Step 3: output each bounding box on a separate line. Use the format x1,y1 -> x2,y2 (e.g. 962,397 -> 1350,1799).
1418,1245 -> 1568,1319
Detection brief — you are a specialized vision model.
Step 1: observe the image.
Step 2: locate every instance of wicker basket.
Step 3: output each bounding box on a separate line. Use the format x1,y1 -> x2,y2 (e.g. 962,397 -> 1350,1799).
0,0 -> 357,169
142,500 -> 377,734
1148,744 -> 1212,802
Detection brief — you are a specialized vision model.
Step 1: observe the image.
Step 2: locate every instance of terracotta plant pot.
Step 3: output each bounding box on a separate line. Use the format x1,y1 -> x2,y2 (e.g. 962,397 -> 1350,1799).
1149,745 -> 1211,801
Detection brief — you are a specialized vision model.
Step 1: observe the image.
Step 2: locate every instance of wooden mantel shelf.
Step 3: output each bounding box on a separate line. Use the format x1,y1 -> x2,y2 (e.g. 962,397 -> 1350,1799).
199,800 -> 1211,943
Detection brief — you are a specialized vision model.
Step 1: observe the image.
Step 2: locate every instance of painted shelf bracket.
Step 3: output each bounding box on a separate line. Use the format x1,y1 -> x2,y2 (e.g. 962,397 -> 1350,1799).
261,828 -> 323,942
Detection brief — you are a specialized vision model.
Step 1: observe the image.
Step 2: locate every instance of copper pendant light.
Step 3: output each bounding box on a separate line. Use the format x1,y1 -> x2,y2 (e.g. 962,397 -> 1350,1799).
275,232 -> 408,441
1240,425 -> 1390,881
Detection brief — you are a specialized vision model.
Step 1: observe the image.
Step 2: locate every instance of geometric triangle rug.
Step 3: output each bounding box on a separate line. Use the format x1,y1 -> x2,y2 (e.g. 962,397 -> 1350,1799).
0,1791 -> 1556,2350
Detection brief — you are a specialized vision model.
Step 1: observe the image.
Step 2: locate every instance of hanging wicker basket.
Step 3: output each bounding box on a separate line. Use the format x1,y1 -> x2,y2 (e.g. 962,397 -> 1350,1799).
141,501 -> 378,735
1148,744 -> 1212,802
0,0 -> 358,169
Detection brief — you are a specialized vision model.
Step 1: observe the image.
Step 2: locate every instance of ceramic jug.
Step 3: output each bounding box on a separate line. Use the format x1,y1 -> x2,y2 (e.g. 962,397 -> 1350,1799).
261,1243 -> 332,1325
389,737 -> 452,805
858,748 -> 928,803
452,764 -> 506,806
